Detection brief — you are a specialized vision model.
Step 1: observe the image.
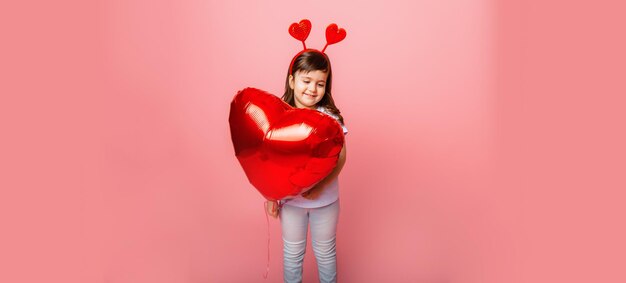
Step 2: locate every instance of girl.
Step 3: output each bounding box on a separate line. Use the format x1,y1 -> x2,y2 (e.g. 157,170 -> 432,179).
265,50 -> 348,283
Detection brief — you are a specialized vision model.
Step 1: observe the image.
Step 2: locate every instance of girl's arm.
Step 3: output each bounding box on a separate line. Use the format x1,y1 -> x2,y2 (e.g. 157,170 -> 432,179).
265,200 -> 279,218
302,142 -> 347,199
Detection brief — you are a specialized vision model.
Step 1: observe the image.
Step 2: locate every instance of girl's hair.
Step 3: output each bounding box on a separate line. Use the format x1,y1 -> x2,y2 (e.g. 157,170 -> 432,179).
282,50 -> 345,125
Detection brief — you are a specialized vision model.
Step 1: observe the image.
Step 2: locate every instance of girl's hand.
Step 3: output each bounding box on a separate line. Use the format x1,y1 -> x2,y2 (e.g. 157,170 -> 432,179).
301,185 -> 324,200
302,143 -> 345,200
265,200 -> 279,218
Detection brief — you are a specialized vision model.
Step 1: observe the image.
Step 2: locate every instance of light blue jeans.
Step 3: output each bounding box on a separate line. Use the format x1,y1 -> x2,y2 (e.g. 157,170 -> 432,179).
279,200 -> 340,283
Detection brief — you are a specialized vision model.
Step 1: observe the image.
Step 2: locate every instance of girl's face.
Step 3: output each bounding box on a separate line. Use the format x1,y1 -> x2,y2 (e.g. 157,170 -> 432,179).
288,69 -> 328,109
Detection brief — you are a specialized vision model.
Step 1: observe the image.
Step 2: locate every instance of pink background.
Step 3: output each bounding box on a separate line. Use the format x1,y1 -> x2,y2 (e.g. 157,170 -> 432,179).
1,0 -> 624,282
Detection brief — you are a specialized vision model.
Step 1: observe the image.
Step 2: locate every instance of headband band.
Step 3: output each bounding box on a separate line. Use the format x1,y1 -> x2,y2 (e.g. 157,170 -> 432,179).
288,19 -> 347,75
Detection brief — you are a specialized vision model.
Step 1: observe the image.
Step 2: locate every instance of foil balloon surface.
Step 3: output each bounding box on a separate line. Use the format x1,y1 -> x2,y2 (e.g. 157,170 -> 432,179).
229,87 -> 345,201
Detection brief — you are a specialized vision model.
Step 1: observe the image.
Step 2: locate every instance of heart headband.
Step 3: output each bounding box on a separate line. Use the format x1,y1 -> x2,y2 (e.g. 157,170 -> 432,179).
288,19 -> 347,75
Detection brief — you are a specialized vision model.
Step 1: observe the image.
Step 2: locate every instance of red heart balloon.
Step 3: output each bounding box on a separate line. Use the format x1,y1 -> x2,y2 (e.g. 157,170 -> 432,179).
229,87 -> 345,201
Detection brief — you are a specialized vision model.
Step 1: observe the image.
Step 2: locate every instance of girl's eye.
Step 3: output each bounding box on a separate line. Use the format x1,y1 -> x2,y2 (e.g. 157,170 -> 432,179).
318,84 -> 325,87
303,80 -> 310,83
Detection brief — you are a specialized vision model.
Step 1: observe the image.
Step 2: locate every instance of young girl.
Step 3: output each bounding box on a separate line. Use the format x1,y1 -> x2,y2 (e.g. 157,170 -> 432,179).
265,50 -> 348,283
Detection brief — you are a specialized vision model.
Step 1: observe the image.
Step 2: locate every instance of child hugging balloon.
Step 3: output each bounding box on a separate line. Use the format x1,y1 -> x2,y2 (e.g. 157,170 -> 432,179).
265,19 -> 348,283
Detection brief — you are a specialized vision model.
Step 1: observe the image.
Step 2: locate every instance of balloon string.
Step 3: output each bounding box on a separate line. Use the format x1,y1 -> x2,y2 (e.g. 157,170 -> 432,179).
263,202 -> 270,279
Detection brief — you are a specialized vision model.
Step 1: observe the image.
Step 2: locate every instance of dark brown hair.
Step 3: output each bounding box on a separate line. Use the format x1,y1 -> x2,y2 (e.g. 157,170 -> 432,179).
282,50 -> 344,125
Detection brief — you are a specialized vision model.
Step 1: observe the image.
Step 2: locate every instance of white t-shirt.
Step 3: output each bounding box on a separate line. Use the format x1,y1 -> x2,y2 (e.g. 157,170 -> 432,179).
283,106 -> 347,208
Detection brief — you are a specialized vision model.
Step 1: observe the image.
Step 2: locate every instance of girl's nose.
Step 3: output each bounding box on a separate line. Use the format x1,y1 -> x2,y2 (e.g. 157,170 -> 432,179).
307,83 -> 316,92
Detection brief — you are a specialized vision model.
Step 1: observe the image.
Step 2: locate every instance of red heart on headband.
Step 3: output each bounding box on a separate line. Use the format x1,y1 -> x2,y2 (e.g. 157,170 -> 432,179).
229,87 -> 344,201
289,19 -> 312,42
325,23 -> 346,45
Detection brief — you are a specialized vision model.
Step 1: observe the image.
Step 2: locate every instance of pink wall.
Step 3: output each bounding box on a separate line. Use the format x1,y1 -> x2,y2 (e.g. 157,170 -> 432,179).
495,1 -> 626,282
1,0 -> 624,282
